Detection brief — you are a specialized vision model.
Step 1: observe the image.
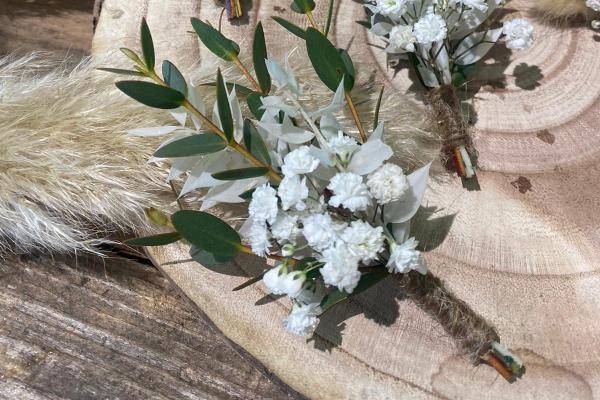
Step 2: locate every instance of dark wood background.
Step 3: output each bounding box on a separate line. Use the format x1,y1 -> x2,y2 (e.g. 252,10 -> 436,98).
0,2 -> 301,398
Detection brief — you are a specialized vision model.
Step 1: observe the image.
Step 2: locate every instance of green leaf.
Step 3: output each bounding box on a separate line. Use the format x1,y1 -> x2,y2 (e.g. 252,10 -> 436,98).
272,17 -> 306,40
125,232 -> 182,246
120,47 -> 143,65
243,119 -> 271,165
200,82 -> 254,97
238,188 -> 256,201
246,91 -> 265,120
339,49 -> 355,80
97,67 -> 146,76
171,210 -> 241,259
324,0 -> 335,36
145,207 -> 174,228
216,69 -> 234,142
154,134 -> 226,158
233,271 -> 266,291
140,18 -> 155,70
116,81 -> 184,109
252,22 -> 271,95
190,245 -> 236,266
190,18 -> 240,61
162,60 -> 187,96
291,0 -> 315,13
211,167 -> 269,181
305,28 -> 354,92
320,270 -> 389,314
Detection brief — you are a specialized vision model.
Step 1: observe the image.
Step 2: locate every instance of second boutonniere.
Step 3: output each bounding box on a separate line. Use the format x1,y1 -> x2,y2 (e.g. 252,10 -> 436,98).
364,0 -> 534,181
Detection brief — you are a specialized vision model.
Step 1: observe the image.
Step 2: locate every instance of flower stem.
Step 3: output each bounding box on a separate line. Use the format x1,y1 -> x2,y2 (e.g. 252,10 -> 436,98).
146,70 -> 282,183
232,56 -> 263,94
306,10 -> 319,30
345,91 -> 367,143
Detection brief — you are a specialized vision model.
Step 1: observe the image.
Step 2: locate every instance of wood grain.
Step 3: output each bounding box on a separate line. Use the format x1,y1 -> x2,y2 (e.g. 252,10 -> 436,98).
93,0 -> 600,398
0,254 -> 303,399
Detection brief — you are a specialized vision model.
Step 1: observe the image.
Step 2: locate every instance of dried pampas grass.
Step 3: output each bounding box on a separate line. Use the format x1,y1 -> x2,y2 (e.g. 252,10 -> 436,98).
0,53 -> 172,255
0,52 -> 439,255
533,0 -> 590,21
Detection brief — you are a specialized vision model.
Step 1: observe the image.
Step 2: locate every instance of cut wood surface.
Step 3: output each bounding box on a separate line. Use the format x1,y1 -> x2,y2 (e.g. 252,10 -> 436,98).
0,254 -> 303,399
93,0 -> 600,398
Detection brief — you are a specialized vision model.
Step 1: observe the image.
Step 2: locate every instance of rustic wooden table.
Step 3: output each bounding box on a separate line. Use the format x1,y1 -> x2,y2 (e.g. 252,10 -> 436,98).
0,2 -> 300,398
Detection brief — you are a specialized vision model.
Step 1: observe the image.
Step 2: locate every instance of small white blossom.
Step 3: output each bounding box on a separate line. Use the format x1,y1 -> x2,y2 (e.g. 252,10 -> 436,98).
413,13 -> 447,46
278,175 -> 309,211
502,19 -> 534,50
341,221 -> 385,263
320,241 -> 362,293
271,213 -> 300,244
387,25 -> 416,53
387,237 -> 427,274
283,303 -> 321,336
248,222 -> 271,257
328,172 -> 371,212
281,146 -> 320,177
249,184 -> 278,224
449,0 -> 488,12
371,0 -> 410,18
262,264 -> 305,298
366,163 -> 409,204
302,213 -> 340,251
587,0 -> 600,11
327,131 -> 359,163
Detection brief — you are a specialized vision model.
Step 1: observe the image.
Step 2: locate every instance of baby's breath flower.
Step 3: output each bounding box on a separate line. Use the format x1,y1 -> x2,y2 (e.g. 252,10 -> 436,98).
387,237 -> 427,274
587,0 -> 600,11
319,241 -> 362,293
281,146 -> 320,177
449,0 -> 488,12
386,25 -> 416,53
366,163 -> 409,204
327,131 -> 359,163
302,213 -> 340,251
502,19 -> 534,50
249,184 -> 278,225
248,222 -> 271,257
283,303 -> 321,336
271,213 -> 300,245
327,172 -> 371,212
263,264 -> 306,298
341,221 -> 385,263
371,0 -> 411,18
278,175 -> 309,211
413,13 -> 447,46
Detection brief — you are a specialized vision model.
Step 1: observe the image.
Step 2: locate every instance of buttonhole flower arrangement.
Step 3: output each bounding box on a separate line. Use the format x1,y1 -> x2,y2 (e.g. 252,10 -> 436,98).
102,1 -> 523,382
364,0 -> 534,181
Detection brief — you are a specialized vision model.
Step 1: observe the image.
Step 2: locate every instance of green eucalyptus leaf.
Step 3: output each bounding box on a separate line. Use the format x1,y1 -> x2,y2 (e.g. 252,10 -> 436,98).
305,28 -> 354,92
171,210 -> 242,259
252,22 -> 271,94
162,60 -> 187,96
238,188 -> 256,201
190,17 -> 240,61
373,85 -> 384,130
154,134 -> 226,158
320,270 -> 389,313
339,49 -> 355,79
246,91 -> 265,119
190,245 -> 236,266
125,232 -> 181,246
324,0 -> 335,36
140,18 -> 155,70
97,67 -> 146,77
120,48 -> 143,65
211,167 -> 269,181
272,16 -> 306,40
243,119 -> 271,165
200,82 -> 254,96
116,81 -> 185,109
216,69 -> 234,142
291,0 -> 315,14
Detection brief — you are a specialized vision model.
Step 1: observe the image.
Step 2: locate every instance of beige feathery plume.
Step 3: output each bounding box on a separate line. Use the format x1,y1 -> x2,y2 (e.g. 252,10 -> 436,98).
0,52 -> 439,255
532,0 -> 590,21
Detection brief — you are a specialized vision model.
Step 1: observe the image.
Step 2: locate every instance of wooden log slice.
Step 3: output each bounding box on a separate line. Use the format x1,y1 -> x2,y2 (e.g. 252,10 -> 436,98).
93,0 -> 600,398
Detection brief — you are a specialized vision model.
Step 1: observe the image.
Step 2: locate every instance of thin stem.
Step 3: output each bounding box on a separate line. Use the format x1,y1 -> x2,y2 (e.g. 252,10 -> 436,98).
232,57 -> 263,93
147,71 -> 282,183
481,353 -> 514,382
168,180 -> 184,209
345,92 -> 367,142
306,10 -> 319,30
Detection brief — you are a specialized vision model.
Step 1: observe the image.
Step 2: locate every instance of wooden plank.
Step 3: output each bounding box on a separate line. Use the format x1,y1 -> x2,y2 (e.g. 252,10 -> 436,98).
0,255 -> 303,399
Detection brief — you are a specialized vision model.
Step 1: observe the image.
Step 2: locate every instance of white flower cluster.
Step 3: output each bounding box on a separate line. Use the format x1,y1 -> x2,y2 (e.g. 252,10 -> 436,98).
366,0 -> 534,87
234,60 -> 432,337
